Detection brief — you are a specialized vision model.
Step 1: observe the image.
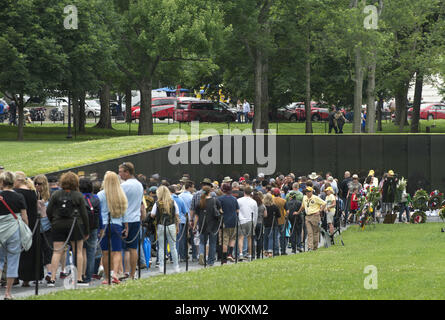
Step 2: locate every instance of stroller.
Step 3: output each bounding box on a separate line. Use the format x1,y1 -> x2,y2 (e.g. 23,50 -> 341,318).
319,197 -> 344,248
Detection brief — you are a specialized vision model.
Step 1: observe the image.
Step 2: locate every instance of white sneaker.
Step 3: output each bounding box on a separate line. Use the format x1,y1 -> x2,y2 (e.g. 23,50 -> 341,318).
98,266 -> 104,277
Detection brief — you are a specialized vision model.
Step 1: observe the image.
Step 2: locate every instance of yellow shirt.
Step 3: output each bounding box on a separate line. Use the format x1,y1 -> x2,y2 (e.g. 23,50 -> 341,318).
302,195 -> 326,215
325,194 -> 336,214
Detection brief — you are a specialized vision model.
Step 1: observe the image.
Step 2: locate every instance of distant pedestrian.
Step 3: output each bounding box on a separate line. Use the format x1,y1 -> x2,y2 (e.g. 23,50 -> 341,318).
243,99 -> 250,123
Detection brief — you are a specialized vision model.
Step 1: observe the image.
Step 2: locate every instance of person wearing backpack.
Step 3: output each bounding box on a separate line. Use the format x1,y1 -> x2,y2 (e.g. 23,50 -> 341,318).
193,185 -> 222,266
79,178 -> 103,284
46,172 -> 90,287
285,191 -> 303,253
150,186 -> 180,273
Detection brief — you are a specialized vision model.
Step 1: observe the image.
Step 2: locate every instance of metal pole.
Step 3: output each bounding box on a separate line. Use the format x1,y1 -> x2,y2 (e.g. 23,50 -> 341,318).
251,212 -> 254,261
261,224 -> 264,259
220,215 -> 224,266
74,241 -> 77,288
272,217 -> 276,258
163,218 -> 167,275
138,226 -> 141,280
67,95 -> 72,139
186,214 -> 189,272
235,212 -> 239,264
108,217 -> 111,286
35,216 -> 40,296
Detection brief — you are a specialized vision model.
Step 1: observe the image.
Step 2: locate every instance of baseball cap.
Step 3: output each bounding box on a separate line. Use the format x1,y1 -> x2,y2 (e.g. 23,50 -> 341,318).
272,188 -> 281,196
239,177 -> 245,182
388,170 -> 394,176
306,187 -> 314,192
326,187 -> 334,193
149,186 -> 158,193
352,174 -> 359,179
368,170 -> 375,176
258,173 -> 265,178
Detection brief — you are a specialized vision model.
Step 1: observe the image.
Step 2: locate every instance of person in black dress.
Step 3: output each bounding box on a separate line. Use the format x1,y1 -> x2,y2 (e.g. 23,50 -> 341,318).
14,172 -> 43,287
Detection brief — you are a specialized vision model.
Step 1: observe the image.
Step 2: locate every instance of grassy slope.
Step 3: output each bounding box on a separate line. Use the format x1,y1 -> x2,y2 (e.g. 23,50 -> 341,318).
30,223 -> 445,300
0,136 -> 192,176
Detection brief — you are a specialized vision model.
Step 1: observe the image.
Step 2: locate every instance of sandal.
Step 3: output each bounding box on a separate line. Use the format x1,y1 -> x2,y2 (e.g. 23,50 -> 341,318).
4,295 -> 14,300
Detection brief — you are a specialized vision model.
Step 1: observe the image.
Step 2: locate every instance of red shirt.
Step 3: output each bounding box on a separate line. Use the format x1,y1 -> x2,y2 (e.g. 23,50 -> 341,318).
350,193 -> 358,210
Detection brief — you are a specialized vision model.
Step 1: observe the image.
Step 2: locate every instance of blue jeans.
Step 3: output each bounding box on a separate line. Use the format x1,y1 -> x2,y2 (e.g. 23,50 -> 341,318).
199,232 -> 217,265
244,112 -> 249,123
177,223 -> 187,260
263,226 -> 279,254
0,229 -> 21,278
399,203 -> 410,222
242,237 -> 248,256
237,112 -> 242,123
84,228 -> 98,282
157,224 -> 179,269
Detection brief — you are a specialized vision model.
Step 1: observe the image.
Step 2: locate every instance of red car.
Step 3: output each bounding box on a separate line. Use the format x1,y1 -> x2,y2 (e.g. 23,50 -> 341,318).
273,102 -> 330,121
131,97 -> 178,120
174,100 -> 236,122
407,103 -> 445,120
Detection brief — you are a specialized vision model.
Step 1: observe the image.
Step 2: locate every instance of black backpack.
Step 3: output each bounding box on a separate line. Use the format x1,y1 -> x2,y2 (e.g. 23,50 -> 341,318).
155,201 -> 175,226
84,195 -> 100,230
58,191 -> 79,219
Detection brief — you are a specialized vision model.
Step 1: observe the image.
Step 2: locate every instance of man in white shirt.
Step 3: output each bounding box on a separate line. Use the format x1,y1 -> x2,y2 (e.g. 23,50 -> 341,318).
119,162 -> 144,280
236,186 -> 258,260
243,99 -> 250,123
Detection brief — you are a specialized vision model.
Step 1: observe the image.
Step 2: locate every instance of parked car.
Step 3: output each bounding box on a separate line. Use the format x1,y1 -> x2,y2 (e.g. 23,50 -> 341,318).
407,103 -> 445,120
131,97 -> 180,120
43,98 -> 68,108
110,101 -> 126,117
272,102 -> 330,122
85,100 -> 101,117
173,100 -> 237,122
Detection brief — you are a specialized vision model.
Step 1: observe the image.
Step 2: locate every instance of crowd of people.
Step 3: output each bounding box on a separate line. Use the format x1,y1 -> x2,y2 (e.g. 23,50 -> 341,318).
0,163 -> 410,299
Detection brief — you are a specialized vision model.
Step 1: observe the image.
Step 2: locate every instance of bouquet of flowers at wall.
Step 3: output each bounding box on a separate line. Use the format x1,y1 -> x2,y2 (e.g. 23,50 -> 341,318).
428,190 -> 444,211
410,189 -> 429,224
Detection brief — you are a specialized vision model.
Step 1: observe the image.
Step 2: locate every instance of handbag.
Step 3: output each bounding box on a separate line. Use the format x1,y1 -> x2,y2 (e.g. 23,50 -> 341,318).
0,196 -> 33,251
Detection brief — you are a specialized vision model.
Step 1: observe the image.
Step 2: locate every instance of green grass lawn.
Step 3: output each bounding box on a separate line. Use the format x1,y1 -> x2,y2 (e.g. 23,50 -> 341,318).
0,136 -> 196,176
29,223 -> 445,300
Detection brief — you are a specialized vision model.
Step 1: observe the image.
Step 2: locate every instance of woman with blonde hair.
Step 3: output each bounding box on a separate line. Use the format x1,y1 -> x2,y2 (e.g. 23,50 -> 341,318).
98,171 -> 128,284
13,172 -> 43,287
150,185 -> 180,273
33,174 -> 53,284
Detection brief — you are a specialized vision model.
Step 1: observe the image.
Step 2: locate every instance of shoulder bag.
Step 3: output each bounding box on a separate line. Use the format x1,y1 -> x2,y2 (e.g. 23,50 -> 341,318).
0,196 -> 33,251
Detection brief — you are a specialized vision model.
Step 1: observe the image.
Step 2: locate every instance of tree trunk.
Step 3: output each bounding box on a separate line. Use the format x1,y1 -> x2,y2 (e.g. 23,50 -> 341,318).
138,80 -> 153,135
17,94 -> 24,141
260,53 -> 269,132
305,35 -> 313,134
72,92 -> 79,134
396,82 -> 409,132
78,92 -> 86,133
411,71 -> 423,133
253,47 -> 263,132
377,96 -> 383,132
96,84 -> 112,129
353,47 -> 364,133
125,87 -> 132,123
366,57 -> 376,133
